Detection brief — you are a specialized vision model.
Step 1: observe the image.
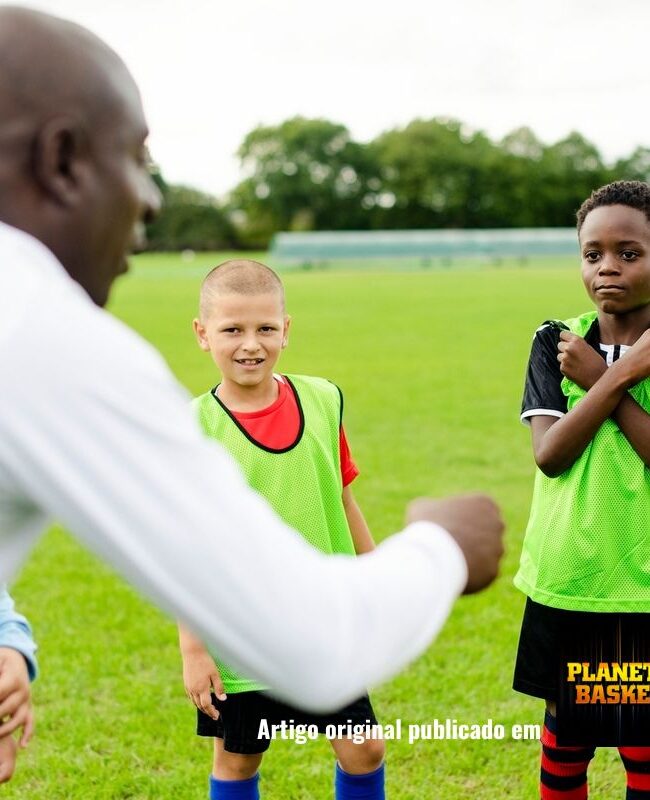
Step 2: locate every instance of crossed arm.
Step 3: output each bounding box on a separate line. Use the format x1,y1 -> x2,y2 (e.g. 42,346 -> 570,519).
531,329 -> 650,477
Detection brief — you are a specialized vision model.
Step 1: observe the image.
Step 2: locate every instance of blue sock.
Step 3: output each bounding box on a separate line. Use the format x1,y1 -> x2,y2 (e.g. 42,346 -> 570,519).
335,762 -> 385,800
209,772 -> 260,800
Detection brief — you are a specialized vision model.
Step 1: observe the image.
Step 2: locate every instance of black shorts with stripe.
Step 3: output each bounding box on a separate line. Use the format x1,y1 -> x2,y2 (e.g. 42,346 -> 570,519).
197,690 -> 378,754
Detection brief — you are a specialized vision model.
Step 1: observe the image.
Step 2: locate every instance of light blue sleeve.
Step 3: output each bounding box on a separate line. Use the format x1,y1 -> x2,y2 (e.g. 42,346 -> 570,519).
0,587 -> 37,681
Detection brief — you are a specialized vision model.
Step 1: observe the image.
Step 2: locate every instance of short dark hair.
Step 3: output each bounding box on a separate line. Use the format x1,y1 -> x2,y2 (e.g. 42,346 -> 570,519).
577,180 -> 650,231
199,259 -> 285,319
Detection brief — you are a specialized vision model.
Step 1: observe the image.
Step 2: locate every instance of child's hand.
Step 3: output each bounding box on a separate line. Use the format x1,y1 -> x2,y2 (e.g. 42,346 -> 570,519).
0,648 -> 33,745
182,650 -> 226,721
616,329 -> 650,385
0,734 -> 17,783
558,331 -> 606,390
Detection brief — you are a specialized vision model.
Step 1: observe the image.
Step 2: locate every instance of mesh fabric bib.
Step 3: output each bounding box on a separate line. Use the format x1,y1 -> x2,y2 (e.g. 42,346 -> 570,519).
515,311 -> 650,612
193,374 -> 355,692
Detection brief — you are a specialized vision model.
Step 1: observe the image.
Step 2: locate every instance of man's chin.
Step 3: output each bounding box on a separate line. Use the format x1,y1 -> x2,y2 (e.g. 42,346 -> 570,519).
92,283 -> 111,308
95,267 -> 127,308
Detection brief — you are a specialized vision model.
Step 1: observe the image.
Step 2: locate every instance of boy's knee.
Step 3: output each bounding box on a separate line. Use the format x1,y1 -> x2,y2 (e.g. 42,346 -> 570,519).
338,738 -> 385,774
363,738 -> 386,770
213,747 -> 263,781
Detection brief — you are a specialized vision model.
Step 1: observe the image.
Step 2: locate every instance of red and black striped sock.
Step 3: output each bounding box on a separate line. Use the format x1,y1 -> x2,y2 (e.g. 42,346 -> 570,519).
540,712 -> 595,800
618,747 -> 650,799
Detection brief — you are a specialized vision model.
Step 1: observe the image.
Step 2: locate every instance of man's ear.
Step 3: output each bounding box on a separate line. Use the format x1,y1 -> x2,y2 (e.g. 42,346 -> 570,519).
32,117 -> 88,207
193,318 -> 210,351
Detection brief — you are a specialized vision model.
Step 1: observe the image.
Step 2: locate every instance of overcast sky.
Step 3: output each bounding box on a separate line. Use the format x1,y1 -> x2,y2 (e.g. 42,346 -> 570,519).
27,0 -> 650,197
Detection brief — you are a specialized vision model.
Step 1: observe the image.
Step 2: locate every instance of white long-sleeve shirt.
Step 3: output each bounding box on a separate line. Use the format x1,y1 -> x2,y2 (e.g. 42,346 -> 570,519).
0,221 -> 467,710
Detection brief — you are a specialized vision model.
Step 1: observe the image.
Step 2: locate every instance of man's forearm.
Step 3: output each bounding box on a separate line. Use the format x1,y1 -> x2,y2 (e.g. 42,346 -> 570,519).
5,307 -> 467,712
11,384 -> 467,710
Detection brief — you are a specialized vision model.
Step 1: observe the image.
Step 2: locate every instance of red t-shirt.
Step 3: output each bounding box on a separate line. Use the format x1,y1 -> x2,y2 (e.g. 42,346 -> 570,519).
230,376 -> 359,486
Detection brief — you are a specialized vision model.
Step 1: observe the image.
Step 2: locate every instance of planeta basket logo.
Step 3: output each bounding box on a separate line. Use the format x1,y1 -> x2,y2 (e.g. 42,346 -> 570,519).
566,662 -> 650,704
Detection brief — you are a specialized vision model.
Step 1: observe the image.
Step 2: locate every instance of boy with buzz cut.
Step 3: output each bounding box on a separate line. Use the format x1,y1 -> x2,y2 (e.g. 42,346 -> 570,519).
179,259 -> 386,800
514,181 -> 650,799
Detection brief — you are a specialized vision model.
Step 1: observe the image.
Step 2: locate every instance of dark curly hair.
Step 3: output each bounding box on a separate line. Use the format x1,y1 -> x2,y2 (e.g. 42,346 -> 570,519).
577,180 -> 650,231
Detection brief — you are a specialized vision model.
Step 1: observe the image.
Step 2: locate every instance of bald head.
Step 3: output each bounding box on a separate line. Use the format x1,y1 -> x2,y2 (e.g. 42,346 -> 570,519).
0,7 -> 137,151
0,7 -> 160,306
200,260 -> 285,320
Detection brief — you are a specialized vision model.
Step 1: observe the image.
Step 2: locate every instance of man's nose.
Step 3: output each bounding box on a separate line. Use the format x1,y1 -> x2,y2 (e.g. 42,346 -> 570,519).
132,177 -> 163,253
143,174 -> 163,223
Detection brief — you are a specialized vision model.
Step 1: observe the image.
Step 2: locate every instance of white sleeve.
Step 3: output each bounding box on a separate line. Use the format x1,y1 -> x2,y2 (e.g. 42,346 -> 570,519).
0,298 -> 467,711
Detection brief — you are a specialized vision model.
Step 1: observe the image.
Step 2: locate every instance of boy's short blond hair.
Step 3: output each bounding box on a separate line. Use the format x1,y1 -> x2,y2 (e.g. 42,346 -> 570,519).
199,259 -> 285,320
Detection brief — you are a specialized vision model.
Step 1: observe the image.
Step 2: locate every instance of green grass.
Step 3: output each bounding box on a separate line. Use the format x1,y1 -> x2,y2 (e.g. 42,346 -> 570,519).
5,254 -> 630,797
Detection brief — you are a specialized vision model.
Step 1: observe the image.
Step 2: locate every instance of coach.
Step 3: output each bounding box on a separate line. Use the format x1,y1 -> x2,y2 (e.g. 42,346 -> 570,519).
0,4 -> 504,779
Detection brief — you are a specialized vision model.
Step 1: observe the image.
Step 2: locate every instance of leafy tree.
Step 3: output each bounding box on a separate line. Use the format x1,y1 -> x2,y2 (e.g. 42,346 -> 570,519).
229,117 -> 377,245
537,132 -> 613,226
146,120 -> 648,250
146,181 -> 235,251
615,147 -> 650,183
368,118 -> 502,228
500,127 -> 545,161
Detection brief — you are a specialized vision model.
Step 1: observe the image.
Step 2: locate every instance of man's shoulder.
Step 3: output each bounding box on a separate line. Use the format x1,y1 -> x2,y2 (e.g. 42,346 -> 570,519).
0,223 -> 70,347
2,262 -> 179,417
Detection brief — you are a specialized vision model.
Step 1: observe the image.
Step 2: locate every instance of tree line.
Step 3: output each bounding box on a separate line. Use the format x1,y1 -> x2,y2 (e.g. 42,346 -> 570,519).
146,117 -> 650,251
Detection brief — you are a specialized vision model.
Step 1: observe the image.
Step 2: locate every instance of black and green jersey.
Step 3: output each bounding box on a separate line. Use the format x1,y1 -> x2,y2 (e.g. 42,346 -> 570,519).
515,311 -> 650,612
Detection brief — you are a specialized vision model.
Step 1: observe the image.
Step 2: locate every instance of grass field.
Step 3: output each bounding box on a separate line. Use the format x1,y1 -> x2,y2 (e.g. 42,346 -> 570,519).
4,253 -> 630,798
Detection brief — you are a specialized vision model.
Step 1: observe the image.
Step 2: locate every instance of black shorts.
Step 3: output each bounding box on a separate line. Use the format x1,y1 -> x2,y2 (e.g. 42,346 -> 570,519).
514,597 -> 650,744
197,691 -> 378,754
513,596 -> 650,702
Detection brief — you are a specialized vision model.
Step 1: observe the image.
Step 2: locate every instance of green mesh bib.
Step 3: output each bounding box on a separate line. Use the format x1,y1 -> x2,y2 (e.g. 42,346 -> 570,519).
193,374 -> 355,692
515,311 -> 650,612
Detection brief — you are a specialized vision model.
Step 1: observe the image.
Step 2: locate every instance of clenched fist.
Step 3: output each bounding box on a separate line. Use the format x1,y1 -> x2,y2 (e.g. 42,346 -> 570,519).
406,494 -> 505,594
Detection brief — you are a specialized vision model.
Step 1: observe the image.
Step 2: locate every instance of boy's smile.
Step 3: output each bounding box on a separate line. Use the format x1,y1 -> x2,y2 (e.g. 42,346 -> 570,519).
580,204 -> 650,318
235,358 -> 264,367
233,356 -> 267,375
